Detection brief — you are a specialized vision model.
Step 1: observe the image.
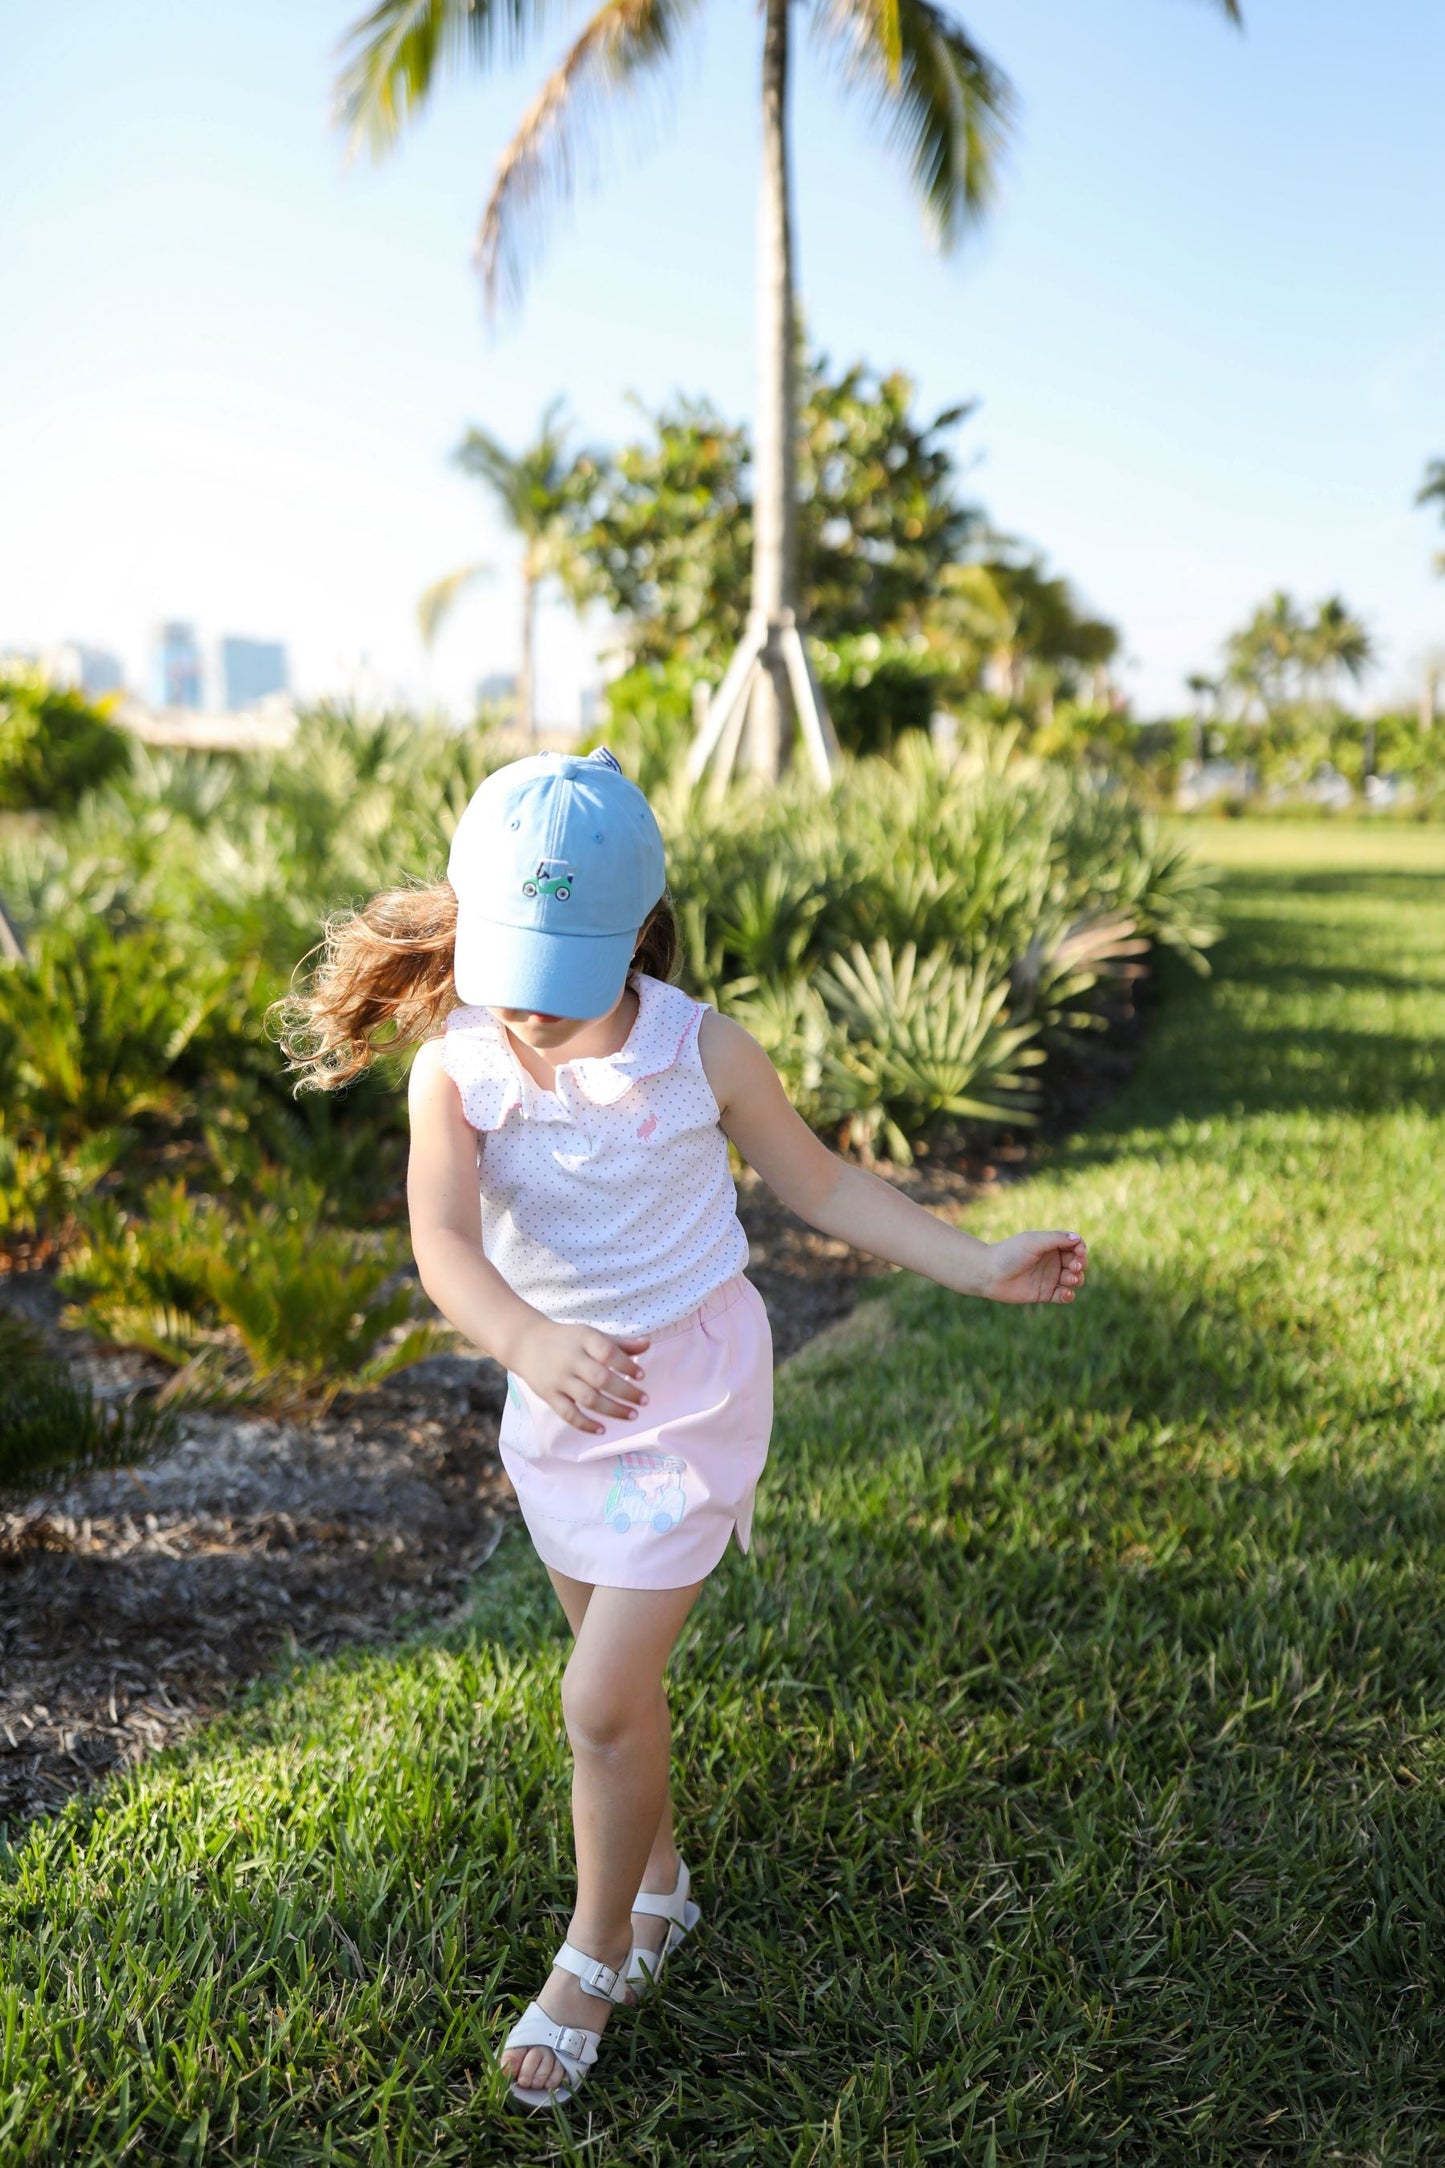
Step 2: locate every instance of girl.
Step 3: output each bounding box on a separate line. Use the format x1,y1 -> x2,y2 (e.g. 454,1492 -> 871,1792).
278,746 -> 1087,2111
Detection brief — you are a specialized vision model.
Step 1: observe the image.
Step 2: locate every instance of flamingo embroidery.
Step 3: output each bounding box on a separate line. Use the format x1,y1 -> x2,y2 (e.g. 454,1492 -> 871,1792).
636,1113 -> 658,1140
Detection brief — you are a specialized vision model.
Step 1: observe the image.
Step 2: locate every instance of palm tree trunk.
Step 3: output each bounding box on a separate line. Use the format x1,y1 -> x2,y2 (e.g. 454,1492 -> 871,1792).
742,0 -> 799,779
518,555 -> 536,741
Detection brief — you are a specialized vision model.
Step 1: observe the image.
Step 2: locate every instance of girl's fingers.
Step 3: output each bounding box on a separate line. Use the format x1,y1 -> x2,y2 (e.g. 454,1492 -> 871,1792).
581,1357 -> 646,1408
555,1392 -> 604,1435
584,1332 -> 649,1378
575,1376 -> 643,1421
584,1335 -> 645,1387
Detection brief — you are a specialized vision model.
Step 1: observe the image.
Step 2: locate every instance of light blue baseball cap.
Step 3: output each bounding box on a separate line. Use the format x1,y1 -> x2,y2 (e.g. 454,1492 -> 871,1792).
447,747 -> 667,1019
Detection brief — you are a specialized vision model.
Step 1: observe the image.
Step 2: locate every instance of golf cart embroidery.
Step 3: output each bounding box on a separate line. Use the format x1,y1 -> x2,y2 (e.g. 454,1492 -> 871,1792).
522,860 -> 574,900
603,1452 -> 689,1534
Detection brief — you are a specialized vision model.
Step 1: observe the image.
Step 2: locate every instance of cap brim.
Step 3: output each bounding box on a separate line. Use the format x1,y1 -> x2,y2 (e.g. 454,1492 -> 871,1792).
453,915 -> 637,1020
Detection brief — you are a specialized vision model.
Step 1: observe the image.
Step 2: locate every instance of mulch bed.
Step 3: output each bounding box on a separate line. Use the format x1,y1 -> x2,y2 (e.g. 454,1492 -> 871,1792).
0,987 -> 1146,1835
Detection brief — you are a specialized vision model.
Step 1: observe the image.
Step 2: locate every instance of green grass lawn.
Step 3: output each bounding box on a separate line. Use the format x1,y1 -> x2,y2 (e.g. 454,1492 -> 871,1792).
4,821 -> 1444,2164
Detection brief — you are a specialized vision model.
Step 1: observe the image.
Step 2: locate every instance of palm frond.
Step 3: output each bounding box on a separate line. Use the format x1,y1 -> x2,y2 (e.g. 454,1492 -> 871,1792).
476,0 -> 705,312
809,0 -> 1015,247
452,398 -> 573,523
335,0 -> 562,157
452,426 -> 526,509
418,561 -> 494,645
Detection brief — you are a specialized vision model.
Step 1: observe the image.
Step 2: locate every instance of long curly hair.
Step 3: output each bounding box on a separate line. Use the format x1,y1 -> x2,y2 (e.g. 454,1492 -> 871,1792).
269,882 -> 679,1092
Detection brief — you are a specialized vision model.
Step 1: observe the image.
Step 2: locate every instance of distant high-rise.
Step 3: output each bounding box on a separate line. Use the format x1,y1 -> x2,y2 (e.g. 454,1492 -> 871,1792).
31,642 -> 124,696
219,636 -> 288,710
73,644 -> 125,697
476,670 -> 518,708
150,621 -> 203,709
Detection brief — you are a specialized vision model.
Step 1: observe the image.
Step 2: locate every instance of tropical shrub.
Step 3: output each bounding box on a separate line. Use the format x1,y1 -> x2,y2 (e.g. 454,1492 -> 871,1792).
0,670 -> 131,814
7,700 -> 1220,1419
0,920 -> 235,1149
566,357 -> 1118,746
810,634 -> 951,755
0,1311 -> 178,1499
812,941 -> 1045,1162
583,658 -> 695,796
1119,707 -> 1445,813
656,730 -> 1216,1159
59,1174 -> 445,1413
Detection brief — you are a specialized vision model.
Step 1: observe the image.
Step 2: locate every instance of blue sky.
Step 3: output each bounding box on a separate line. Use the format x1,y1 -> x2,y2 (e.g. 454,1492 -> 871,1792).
3,0 -> 1442,720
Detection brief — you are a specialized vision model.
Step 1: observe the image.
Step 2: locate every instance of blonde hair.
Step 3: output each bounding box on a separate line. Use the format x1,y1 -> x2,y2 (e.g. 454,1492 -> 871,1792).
269,880 -> 679,1092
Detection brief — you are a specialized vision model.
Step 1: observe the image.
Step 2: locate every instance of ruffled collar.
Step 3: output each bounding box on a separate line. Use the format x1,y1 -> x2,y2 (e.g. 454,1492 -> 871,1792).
442,973 -> 697,1131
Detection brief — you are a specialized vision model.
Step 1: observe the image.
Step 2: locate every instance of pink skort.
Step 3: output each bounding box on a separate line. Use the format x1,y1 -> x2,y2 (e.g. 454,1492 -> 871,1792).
497,1274 -> 774,1591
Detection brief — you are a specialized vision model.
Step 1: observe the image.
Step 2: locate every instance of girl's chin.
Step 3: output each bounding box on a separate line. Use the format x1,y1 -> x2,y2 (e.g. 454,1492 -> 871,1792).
494,1008 -> 563,1028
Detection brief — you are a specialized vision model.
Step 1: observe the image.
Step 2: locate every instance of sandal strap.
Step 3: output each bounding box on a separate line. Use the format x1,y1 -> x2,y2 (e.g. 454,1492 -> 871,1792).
503,1999 -> 600,2072
631,1857 -> 691,1926
552,1940 -> 631,2003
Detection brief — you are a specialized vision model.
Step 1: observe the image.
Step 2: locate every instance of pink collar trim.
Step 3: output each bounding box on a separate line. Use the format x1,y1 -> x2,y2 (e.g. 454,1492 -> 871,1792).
441,974 -> 699,1131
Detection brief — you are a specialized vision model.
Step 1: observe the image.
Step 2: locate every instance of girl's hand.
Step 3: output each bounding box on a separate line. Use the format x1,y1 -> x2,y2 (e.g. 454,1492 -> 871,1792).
512,1319 -> 651,1435
982,1231 -> 1089,1305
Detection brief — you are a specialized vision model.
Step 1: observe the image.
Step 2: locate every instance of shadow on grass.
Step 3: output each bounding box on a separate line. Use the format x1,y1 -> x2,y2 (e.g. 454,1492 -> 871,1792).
704,1262 -> 1445,2156
1057,886 -> 1445,1145
1219,866 -> 1445,901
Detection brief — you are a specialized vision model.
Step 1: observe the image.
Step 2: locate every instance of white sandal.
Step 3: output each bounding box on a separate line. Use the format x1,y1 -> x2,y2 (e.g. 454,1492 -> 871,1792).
501,1939 -> 635,2109
626,1856 -> 703,1995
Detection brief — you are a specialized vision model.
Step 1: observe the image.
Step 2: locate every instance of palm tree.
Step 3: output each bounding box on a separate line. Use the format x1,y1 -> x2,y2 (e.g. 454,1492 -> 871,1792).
1301,594 -> 1372,709
1224,590 -> 1305,718
418,399 -> 585,740
1418,459 -> 1445,575
339,0 -> 1242,780
935,550 -> 1115,712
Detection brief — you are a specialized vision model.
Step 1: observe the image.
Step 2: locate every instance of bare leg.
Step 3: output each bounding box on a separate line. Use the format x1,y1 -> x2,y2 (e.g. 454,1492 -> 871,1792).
502,1577 -> 704,2097
544,1569 -> 685,1961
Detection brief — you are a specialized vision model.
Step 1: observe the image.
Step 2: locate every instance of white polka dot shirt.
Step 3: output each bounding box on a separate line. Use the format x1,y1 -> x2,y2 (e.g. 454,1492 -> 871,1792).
441,974 -> 750,1337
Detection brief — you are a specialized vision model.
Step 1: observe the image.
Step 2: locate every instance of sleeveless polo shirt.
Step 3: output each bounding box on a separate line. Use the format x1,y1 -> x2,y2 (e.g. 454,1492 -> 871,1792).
440,974 -> 750,1338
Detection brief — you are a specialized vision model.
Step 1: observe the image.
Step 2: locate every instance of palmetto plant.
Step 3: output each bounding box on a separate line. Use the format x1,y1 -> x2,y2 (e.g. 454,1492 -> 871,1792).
816,939 -> 1044,1162
1008,909 -> 1149,1041
0,1312 -> 178,1502
2,704 -> 1222,1319
710,858 -> 833,980
0,923 -> 233,1149
721,971 -> 839,1128
61,1177 -> 446,1414
336,0 -> 1241,780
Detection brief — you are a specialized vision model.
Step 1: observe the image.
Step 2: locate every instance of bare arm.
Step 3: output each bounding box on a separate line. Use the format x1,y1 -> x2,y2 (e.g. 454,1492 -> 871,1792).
698,1010 -> 1087,1305
406,1039 -> 651,1432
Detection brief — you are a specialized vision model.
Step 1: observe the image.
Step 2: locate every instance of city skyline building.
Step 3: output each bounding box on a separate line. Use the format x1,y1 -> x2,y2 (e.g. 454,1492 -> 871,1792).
218,634 -> 287,710
64,642 -> 125,696
475,670 -> 518,708
149,620 -> 203,709
0,641 -> 125,695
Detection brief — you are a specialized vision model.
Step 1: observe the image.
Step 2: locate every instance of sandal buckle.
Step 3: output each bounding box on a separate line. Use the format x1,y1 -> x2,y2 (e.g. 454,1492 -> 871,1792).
581,1957 -> 616,1997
